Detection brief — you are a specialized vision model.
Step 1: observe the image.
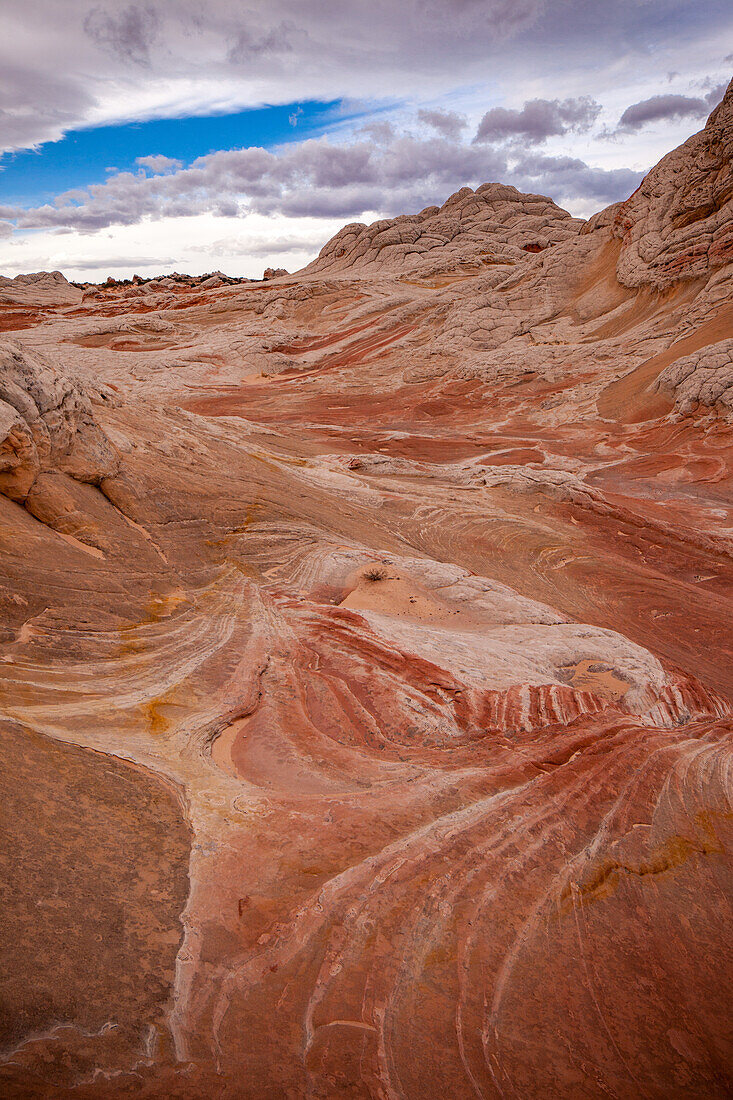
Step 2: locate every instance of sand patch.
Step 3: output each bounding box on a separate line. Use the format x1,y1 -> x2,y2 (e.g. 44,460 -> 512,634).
557,659 -> 631,702
339,564 -> 459,624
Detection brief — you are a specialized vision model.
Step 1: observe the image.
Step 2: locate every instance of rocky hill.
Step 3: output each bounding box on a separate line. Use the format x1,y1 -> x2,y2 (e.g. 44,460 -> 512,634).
0,79 -> 731,1100
304,182 -> 584,277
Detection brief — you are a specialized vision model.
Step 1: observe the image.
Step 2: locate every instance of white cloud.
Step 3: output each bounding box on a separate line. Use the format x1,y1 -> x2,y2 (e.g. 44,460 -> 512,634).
0,212 -> 347,281
136,154 -> 183,173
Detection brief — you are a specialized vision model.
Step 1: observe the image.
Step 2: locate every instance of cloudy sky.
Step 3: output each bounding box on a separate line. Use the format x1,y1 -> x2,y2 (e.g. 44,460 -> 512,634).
0,0 -> 730,280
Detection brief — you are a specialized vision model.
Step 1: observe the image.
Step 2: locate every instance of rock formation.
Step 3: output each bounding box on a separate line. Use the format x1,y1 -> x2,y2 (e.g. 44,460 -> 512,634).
0,270 -> 83,306
305,182 -> 583,278
0,79 -> 732,1100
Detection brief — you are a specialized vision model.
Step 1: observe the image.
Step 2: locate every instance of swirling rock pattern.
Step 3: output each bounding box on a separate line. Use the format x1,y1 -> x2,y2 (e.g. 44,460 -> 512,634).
0,81 -> 732,1099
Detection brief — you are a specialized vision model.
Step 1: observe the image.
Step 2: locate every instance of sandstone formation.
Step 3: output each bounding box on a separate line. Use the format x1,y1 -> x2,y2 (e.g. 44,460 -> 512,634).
1,80 -> 732,1100
0,270 -> 83,307
306,182 -> 583,278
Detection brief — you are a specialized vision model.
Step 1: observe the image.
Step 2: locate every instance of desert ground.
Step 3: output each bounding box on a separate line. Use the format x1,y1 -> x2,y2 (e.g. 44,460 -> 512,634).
0,80 -> 732,1100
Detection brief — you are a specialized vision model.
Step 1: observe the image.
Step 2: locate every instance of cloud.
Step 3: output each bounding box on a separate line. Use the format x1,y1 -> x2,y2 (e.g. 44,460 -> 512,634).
510,153 -> 644,204
227,20 -> 299,63
616,93 -> 709,131
83,3 -> 159,66
0,0 -> 547,154
358,120 -> 396,144
211,233 -> 327,256
702,81 -> 728,109
0,62 -> 95,152
1,126 -> 646,234
417,108 -> 467,140
136,154 -> 182,173
3,0 -> 728,157
65,254 -> 176,270
474,96 -> 601,144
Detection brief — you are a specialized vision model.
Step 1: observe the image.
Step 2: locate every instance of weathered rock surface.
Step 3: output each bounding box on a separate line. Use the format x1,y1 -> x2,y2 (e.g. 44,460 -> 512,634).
0,270 -> 83,306
0,79 -> 732,1100
613,81 -> 733,289
306,182 -> 583,277
654,337 -> 733,416
0,340 -> 118,505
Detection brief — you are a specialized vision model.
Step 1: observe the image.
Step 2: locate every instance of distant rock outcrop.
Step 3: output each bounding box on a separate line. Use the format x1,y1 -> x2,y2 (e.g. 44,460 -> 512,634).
263,266 -> 290,280
0,270 -> 83,307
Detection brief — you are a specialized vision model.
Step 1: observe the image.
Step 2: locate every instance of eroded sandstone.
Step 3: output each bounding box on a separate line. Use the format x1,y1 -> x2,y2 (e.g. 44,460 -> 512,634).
0,78 -> 732,1100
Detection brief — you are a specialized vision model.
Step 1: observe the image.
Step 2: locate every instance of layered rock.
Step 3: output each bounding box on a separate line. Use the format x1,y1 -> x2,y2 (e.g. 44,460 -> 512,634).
0,86 -> 732,1100
0,340 -> 118,502
654,337 -> 733,417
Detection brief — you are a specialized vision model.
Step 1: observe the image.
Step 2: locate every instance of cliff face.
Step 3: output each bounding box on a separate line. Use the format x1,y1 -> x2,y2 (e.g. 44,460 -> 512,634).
1,83 -> 732,1100
613,78 -> 733,288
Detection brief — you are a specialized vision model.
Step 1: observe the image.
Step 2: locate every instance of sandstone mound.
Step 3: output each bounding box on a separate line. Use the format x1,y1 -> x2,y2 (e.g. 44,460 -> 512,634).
654,337 -> 733,416
0,339 -> 118,502
305,182 -> 584,278
0,270 -> 83,306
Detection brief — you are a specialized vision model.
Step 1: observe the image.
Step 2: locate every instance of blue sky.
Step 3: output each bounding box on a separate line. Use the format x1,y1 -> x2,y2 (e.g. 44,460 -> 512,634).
0,100 -> 343,206
0,1 -> 730,280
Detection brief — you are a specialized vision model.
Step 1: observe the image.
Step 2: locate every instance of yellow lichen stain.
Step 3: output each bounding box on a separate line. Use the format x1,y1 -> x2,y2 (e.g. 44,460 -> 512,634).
205,503 -> 263,551
557,810 -> 729,914
227,558 -> 259,579
141,684 -> 184,737
115,590 -> 190,657
263,452 -> 308,467
117,635 -> 148,657
143,590 -> 188,623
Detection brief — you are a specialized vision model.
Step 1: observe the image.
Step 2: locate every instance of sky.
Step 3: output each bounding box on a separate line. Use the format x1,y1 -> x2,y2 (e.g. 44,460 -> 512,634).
0,1 -> 730,281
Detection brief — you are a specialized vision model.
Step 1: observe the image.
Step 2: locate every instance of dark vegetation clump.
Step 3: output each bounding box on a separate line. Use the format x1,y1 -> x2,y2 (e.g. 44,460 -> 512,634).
363,566 -> 387,582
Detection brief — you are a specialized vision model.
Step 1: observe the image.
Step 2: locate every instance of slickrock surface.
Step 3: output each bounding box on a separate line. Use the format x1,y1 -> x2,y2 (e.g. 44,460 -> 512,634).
1,81 -> 732,1099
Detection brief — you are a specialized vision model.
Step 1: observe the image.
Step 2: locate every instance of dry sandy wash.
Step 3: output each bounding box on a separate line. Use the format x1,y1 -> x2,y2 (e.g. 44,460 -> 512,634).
1,82 -> 733,1100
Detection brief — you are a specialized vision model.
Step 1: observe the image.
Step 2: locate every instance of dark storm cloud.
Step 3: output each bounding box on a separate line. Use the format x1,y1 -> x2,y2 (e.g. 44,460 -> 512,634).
474,97 -> 602,144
